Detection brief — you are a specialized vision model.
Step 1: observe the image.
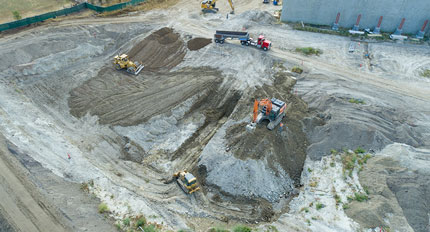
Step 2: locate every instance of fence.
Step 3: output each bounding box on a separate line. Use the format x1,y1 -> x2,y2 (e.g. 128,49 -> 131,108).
0,0 -> 146,32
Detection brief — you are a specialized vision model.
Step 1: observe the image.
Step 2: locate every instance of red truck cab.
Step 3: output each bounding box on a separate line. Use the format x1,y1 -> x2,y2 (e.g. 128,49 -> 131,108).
257,35 -> 271,51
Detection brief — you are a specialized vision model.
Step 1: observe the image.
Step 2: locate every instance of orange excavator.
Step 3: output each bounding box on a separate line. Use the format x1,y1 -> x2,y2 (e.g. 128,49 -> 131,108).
253,98 -> 286,130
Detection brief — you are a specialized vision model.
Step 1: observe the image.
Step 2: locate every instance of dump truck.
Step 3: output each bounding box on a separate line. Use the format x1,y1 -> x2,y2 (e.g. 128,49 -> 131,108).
214,30 -> 272,51
113,54 -> 144,75
253,98 -> 286,130
173,170 -> 200,194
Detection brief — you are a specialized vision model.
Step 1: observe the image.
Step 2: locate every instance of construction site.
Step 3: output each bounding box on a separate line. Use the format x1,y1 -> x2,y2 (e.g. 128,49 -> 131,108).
0,0 -> 430,232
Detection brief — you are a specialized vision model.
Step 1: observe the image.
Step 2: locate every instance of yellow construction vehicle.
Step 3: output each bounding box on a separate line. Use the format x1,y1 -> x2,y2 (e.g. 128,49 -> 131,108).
113,54 -> 144,75
173,170 -> 200,194
201,0 -> 234,14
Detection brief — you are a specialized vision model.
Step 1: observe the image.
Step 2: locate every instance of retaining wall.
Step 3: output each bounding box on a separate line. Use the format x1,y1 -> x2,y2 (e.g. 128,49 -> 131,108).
281,0 -> 430,34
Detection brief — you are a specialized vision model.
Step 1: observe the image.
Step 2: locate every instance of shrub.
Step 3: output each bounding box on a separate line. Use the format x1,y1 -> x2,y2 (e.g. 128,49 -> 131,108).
342,204 -> 350,210
354,193 -> 368,202
12,11 -> 22,20
233,225 -> 252,232
80,182 -> 89,192
209,227 -> 229,232
348,98 -> 365,104
135,216 -> 147,228
309,181 -> 318,187
330,149 -> 337,154
98,203 -> 109,213
354,147 -> 366,154
362,154 -> 372,164
295,47 -> 322,56
334,194 -> 342,205
115,223 -> 121,231
307,168 -> 312,173
363,185 -> 369,195
291,66 -> 303,74
143,224 -> 157,232
420,69 -> 430,78
123,217 -> 130,226
315,202 -> 324,210
330,162 -> 335,167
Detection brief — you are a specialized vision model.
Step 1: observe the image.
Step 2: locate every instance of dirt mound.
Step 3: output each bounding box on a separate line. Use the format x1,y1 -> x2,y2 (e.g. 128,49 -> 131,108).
128,27 -> 186,71
225,71 -> 309,183
187,38 -> 212,51
68,67 -> 222,126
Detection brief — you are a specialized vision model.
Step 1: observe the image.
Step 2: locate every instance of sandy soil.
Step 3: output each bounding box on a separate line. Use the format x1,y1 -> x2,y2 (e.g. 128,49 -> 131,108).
0,0 -> 430,231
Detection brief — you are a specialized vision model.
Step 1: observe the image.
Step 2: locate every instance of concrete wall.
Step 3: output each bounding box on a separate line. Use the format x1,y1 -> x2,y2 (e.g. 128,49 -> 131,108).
281,0 -> 430,34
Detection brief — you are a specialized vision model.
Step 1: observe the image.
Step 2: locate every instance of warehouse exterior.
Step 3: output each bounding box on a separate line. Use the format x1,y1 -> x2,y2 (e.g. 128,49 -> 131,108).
281,0 -> 430,34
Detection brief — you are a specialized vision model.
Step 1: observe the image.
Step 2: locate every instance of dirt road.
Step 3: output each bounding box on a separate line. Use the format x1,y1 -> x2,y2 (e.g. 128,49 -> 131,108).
0,134 -> 68,232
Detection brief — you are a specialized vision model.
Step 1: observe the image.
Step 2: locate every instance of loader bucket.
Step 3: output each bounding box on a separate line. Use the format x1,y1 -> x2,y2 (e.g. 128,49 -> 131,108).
133,64 -> 144,75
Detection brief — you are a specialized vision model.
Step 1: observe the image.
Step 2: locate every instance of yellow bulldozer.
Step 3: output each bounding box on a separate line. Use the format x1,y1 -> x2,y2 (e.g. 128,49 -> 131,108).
201,0 -> 234,14
113,54 -> 144,75
173,170 -> 200,194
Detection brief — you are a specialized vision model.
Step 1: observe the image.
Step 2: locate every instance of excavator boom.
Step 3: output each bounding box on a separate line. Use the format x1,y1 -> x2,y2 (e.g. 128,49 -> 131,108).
228,0 -> 234,13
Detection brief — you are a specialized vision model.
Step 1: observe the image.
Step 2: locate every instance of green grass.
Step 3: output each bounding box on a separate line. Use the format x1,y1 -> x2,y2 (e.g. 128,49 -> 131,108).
98,203 -> 109,213
209,227 -> 229,232
315,202 -> 324,210
1,0 -> 71,23
291,66 -> 303,74
123,217 -> 130,226
354,193 -> 369,202
330,149 -> 337,154
233,225 -> 252,232
135,216 -> 147,228
348,98 -> 365,104
143,224 -> 157,232
334,194 -> 342,205
354,147 -> 366,154
295,47 -> 322,56
420,69 -> 430,78
363,185 -> 369,195
307,168 -> 312,173
115,223 -> 121,231
342,204 -> 350,210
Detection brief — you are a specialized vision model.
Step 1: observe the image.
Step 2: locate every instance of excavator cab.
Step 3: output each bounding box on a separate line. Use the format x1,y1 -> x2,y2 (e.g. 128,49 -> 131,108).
253,98 -> 286,130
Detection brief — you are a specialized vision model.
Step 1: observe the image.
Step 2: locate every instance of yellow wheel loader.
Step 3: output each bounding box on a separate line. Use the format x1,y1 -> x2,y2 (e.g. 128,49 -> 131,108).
173,170 -> 200,194
113,54 -> 144,75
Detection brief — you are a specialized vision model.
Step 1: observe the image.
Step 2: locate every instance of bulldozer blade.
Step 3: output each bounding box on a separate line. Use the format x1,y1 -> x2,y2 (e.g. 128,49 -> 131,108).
133,64 -> 144,75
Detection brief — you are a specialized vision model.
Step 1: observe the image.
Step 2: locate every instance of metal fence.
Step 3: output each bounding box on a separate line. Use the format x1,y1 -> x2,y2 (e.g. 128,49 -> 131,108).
0,0 -> 146,32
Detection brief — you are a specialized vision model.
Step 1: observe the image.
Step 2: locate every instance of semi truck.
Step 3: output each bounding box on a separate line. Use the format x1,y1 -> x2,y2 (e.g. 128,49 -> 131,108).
214,30 -> 271,51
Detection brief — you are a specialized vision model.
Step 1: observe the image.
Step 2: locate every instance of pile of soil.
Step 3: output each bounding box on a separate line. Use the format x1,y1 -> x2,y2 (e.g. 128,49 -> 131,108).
128,27 -> 186,71
225,71 -> 309,183
187,38 -> 212,51
68,67 -> 222,126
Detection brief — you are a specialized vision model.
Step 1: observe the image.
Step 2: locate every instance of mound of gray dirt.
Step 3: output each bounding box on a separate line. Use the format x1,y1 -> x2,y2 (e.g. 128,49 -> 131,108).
128,27 -> 186,71
187,38 -> 212,51
198,71 -> 309,203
